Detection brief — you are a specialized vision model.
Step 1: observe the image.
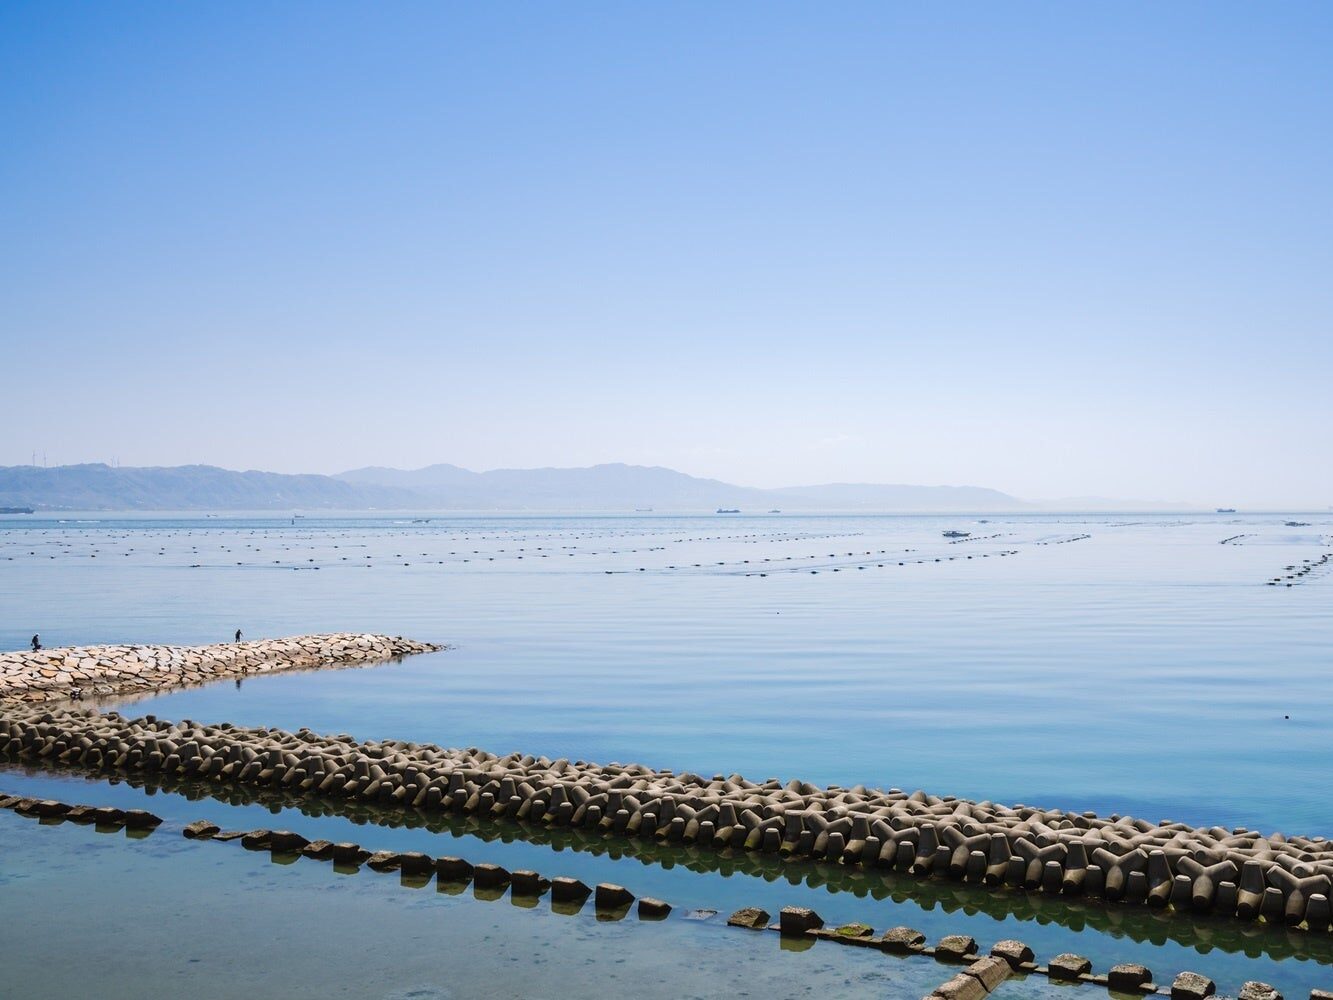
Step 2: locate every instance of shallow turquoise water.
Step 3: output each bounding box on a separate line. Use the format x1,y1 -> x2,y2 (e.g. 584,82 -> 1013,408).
2,511 -> 1331,996
0,809 -> 948,1000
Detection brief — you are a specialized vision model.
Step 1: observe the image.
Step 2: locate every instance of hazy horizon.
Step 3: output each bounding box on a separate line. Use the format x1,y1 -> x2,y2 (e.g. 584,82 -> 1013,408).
1,444 -> 1327,512
0,456 -> 1304,510
4,4 -> 1331,509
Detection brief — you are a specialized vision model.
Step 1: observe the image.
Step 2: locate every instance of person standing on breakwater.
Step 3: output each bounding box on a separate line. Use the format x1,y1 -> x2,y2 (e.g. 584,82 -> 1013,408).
31,634 -> 40,651
234,628 -> 242,643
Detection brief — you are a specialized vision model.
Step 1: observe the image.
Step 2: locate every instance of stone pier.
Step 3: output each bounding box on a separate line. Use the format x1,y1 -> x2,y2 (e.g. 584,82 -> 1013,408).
0,634 -> 440,703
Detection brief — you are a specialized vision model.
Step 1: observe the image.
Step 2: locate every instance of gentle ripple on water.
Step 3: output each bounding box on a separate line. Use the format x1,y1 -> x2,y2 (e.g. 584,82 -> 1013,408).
1,511 -> 1331,996
2,512 -> 1330,830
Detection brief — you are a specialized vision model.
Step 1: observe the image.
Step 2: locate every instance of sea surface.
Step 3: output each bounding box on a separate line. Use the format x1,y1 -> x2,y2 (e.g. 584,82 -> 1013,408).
2,510 -> 1331,997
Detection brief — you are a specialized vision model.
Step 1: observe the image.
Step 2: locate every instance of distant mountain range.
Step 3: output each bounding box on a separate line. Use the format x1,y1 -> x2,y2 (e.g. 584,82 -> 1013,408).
0,464 -> 424,512
337,464 -> 1027,511
0,462 -> 1035,512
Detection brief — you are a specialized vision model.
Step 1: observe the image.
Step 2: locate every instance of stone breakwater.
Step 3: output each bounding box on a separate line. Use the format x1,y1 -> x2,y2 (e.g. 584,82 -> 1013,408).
7,794 -> 1309,1000
5,707 -> 1333,934
0,635 -> 440,703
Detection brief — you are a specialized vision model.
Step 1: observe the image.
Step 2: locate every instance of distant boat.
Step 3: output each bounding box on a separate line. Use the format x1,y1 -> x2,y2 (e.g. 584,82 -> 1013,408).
1216,508 -> 1237,513
768,509 -> 781,513
0,506 -> 34,514
634,508 -> 653,512
1285,521 -> 1310,527
942,530 -> 970,538
716,508 -> 740,514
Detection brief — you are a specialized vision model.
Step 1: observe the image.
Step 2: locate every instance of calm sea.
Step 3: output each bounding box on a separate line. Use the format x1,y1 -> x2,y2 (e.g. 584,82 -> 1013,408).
2,511 -> 1331,997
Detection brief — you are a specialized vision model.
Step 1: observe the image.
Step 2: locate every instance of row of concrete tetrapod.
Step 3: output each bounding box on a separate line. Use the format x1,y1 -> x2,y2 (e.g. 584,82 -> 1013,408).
0,634 -> 440,702
2,789 -> 1325,1000
0,791 -> 162,831
730,906 -> 1302,1000
180,817 -> 674,917
6,705 -> 1333,936
24,760 -> 1323,965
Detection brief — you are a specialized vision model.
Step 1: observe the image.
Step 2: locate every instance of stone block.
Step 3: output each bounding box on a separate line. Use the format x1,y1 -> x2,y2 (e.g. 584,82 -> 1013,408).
395,851 -> 434,875
595,883 -> 634,909
509,870 -> 551,895
726,907 -> 770,929
831,923 -> 875,940
301,840 -> 336,860
989,940 -> 1034,968
1108,963 -> 1153,992
935,935 -> 978,962
1172,972 -> 1217,1000
779,906 -> 824,936
240,829 -> 273,850
472,863 -> 511,888
550,877 -> 591,902
932,972 -> 988,1000
267,830 -> 309,852
434,856 -> 474,880
882,926 -> 927,954
331,842 -> 369,864
962,956 -> 1012,992
1048,954 -> 1091,980
637,897 -> 671,919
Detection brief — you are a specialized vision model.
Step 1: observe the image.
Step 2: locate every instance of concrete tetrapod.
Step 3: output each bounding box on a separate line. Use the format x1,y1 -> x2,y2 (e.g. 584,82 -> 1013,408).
10,705 -> 1333,935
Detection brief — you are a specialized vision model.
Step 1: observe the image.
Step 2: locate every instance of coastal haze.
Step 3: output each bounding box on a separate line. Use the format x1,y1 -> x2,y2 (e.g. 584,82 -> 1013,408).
3,461 -> 1094,511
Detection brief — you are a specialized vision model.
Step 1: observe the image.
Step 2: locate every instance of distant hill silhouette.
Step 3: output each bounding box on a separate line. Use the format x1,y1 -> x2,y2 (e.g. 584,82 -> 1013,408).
0,461 -> 1033,512
338,462 -> 1029,511
0,464 -> 421,511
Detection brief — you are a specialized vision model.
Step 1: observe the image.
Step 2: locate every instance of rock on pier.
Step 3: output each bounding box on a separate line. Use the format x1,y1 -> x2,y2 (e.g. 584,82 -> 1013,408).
0,634 -> 440,703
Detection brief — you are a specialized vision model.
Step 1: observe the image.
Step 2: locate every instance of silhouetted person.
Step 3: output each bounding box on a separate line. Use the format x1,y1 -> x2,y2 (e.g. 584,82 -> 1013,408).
234,628 -> 242,643
31,634 -> 40,651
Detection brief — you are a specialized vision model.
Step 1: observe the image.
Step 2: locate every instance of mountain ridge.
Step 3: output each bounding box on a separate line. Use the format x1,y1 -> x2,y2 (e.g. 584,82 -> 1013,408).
1,461 -> 1038,512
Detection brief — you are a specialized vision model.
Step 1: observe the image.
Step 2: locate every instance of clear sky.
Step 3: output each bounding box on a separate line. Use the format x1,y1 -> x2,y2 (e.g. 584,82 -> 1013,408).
3,3 -> 1330,506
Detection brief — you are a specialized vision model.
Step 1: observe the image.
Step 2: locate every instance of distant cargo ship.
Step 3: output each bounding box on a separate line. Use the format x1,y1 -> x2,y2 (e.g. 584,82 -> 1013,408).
0,506 -> 34,514
716,508 -> 740,514
942,530 -> 970,538
1216,508 -> 1237,513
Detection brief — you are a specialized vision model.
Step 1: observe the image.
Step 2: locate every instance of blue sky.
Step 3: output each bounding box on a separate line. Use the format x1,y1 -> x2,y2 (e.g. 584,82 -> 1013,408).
2,3 -> 1330,505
